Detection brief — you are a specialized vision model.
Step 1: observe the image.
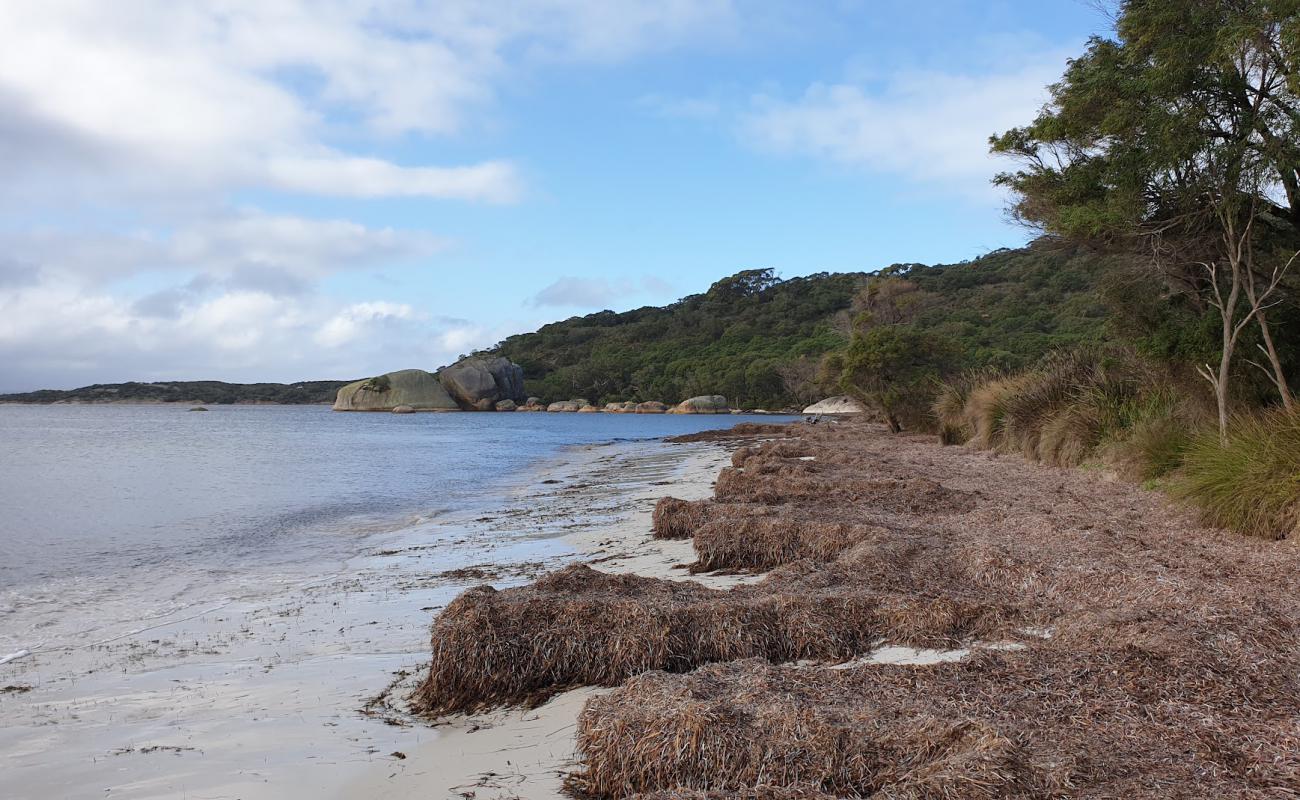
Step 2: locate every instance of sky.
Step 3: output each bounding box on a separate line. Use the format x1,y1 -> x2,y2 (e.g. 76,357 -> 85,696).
0,1 -> 1112,392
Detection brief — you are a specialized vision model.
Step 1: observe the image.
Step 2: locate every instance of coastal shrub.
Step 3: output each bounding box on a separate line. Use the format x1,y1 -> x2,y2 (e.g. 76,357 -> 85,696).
931,368 -> 1001,445
360,374 -> 391,393
1104,394 -> 1201,480
1176,409 -> 1300,539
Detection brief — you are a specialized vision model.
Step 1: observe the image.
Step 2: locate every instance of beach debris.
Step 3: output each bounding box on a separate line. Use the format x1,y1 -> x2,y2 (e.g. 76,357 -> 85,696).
0,649 -> 30,665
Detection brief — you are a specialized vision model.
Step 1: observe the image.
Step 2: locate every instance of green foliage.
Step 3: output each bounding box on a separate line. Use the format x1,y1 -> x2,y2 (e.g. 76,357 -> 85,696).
839,325 -> 958,432
1177,408 -> 1300,539
495,244 -> 1117,410
492,271 -> 865,409
361,375 -> 392,393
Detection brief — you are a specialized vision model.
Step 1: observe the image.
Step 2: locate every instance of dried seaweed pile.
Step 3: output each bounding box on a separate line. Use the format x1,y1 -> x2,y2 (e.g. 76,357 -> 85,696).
414,552 -> 1018,715
575,631 -> 1300,799
416,418 -> 1300,796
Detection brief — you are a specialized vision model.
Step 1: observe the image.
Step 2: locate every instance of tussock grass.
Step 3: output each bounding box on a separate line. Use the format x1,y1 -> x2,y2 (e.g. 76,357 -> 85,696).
690,518 -> 891,573
1177,408 -> 1300,539
931,368 -> 1001,445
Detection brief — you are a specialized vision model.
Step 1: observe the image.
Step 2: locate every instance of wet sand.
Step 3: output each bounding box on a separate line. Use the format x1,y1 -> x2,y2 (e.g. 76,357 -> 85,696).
340,439 -> 754,800
0,437 -> 734,800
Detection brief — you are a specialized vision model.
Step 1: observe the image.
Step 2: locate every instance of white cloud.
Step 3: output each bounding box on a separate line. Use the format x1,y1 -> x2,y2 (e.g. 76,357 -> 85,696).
3,211 -> 445,292
0,0 -> 754,391
315,301 -> 418,348
0,1 -> 747,206
264,156 -> 522,202
529,276 -> 677,308
742,50 -> 1073,200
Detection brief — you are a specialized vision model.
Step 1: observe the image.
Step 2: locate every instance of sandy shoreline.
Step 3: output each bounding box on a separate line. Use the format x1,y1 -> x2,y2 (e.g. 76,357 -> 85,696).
340,439 -> 748,800
0,432 -> 742,799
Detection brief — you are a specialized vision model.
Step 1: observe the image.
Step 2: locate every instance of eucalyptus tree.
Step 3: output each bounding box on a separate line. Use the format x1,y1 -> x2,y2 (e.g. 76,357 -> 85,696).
991,0 -> 1300,439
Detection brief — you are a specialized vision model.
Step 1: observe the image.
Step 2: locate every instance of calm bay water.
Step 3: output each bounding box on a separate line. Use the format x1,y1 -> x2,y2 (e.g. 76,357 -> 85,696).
0,404 -> 782,589
0,404 -> 787,799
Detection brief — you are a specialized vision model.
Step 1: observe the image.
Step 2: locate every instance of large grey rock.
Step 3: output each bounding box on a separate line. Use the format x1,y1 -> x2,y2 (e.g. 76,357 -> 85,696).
495,399 -> 517,412
635,401 -> 668,414
333,369 -> 459,412
547,400 -> 582,412
438,355 -> 526,410
669,395 -> 729,414
802,396 -> 867,415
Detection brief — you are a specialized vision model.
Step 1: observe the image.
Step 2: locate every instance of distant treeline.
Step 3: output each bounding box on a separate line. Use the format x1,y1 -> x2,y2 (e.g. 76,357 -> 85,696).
487,243 -> 1113,409
0,380 -> 349,405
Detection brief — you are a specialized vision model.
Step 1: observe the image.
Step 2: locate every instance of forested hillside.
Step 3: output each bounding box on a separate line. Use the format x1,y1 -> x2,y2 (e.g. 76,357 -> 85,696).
0,380 -> 348,405
490,242 -> 1114,409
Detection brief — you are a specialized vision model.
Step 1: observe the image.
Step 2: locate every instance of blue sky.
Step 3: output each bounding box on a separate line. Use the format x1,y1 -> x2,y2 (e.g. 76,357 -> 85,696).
0,1 -> 1110,391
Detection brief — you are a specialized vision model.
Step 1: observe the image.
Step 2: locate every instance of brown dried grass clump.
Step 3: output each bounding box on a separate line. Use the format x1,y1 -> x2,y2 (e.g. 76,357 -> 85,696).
575,637 -> 1300,799
666,423 -> 794,444
627,787 -> 837,800
573,658 -> 1047,800
652,499 -> 778,540
731,440 -> 815,468
714,468 -> 977,514
652,497 -> 715,539
690,518 -> 891,573
414,561 -> 1016,715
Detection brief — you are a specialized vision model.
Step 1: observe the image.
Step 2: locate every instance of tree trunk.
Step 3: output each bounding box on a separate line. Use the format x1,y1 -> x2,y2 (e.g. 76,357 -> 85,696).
1256,309 -> 1295,411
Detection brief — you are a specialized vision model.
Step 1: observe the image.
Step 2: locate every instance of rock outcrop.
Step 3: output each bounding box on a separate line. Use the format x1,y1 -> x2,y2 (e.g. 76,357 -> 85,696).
605,401 -> 637,413
635,401 -> 668,414
802,396 -> 867,415
438,356 -> 526,410
495,399 -> 517,412
578,404 -> 601,413
548,400 -> 582,412
669,395 -> 729,414
333,369 -> 460,412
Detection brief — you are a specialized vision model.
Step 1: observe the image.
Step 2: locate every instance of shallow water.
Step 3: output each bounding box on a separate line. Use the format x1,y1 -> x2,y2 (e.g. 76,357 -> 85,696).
0,404 -> 777,588
0,404 -> 783,799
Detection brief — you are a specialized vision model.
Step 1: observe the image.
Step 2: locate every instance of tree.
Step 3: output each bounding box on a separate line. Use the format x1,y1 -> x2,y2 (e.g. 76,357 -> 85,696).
991,0 -> 1300,439
839,325 -> 959,433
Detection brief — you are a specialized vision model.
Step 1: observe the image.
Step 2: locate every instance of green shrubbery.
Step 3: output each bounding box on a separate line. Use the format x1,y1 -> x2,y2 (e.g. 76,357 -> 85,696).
928,347 -> 1300,539
1177,410 -> 1300,540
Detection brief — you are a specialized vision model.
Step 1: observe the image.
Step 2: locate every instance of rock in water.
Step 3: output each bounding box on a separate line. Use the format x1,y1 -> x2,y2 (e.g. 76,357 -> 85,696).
634,401 -> 668,414
333,369 -> 459,412
802,396 -> 867,414
670,395 -> 729,414
547,400 -> 582,412
495,399 -> 517,412
391,405 -> 415,414
438,356 -> 526,410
